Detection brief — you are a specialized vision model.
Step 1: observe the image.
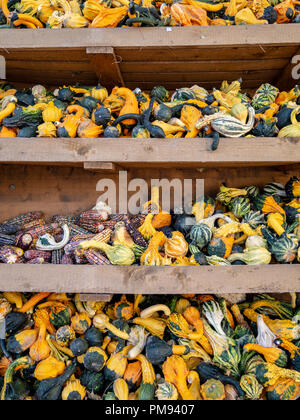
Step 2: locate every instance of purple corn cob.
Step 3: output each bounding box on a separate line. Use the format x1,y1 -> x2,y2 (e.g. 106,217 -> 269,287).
122,215 -> 147,248
130,214 -> 146,229
71,233 -> 95,242
51,249 -> 64,264
24,250 -> 52,261
16,233 -> 33,250
79,210 -> 109,222
0,234 -> 16,247
26,257 -> 46,264
110,214 -> 125,222
102,220 -> 119,230
64,240 -> 82,256
91,228 -> 112,243
68,223 -> 90,238
0,247 -> 18,264
61,254 -> 74,265
0,224 -> 21,235
52,215 -> 79,225
74,252 -> 87,264
77,220 -> 105,234
84,249 -> 110,265
1,211 -> 43,228
25,223 -> 61,240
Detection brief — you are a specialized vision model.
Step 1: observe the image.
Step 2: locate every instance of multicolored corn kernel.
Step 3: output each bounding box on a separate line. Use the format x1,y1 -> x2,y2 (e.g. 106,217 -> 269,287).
51,215 -> 79,225
71,234 -> 95,242
24,250 -> 52,261
0,234 -> 17,246
68,224 -> 90,238
61,254 -> 74,265
77,220 -> 105,234
51,249 -> 64,264
102,220 -> 118,230
79,210 -> 109,222
1,212 -> 43,228
16,233 -> 33,250
90,228 -> 112,244
26,257 -> 46,264
22,219 -> 46,231
130,214 -> 146,229
25,223 -> 62,239
64,240 -> 82,256
0,247 -> 18,264
122,215 -> 148,248
84,249 -> 110,265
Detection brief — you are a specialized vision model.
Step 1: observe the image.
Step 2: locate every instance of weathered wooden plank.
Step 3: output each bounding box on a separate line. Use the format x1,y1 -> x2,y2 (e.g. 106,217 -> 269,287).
0,265 -> 298,294
79,293 -> 113,302
87,46 -> 124,89
1,26 -> 299,49
0,138 -> 299,165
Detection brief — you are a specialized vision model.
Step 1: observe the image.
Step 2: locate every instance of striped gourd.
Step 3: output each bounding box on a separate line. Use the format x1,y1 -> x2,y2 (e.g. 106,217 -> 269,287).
245,185 -> 260,200
242,211 -> 265,228
263,183 -> 287,198
189,223 -> 212,250
251,83 -> 279,110
262,228 -> 298,263
211,107 -> 255,138
229,197 -> 251,218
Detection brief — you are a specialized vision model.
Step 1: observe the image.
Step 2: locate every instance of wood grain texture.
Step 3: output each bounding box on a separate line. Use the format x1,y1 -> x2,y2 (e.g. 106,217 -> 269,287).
0,138 -> 299,166
0,265 -> 298,293
1,26 -> 299,48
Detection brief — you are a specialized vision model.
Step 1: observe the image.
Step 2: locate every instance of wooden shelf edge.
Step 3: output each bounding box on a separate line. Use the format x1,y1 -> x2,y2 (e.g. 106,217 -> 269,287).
0,265 -> 298,294
0,25 -> 299,49
0,137 -> 299,167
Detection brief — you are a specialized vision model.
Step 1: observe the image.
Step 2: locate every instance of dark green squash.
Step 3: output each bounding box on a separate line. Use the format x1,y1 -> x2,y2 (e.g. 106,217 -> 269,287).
80,96 -> 100,114
4,312 -> 27,335
171,88 -> 196,102
266,378 -> 300,400
207,236 -> 233,259
252,119 -> 277,137
103,391 -> 117,400
173,214 -> 195,235
3,107 -> 43,128
83,347 -> 108,373
276,107 -> 293,130
80,370 -> 105,393
153,103 -> 173,122
261,228 -> 298,263
49,306 -> 71,329
56,87 -> 74,103
84,327 -> 103,348
103,125 -> 120,138
7,329 -> 38,354
145,336 -> 188,365
0,356 -> 32,400
229,196 -> 251,218
150,85 -> 169,102
189,223 -> 212,250
4,377 -> 30,401
35,359 -> 77,400
17,125 -> 38,138
131,125 -> 150,138
138,382 -> 156,401
142,98 -> 165,138
70,338 -> 89,357
245,185 -> 260,200
93,106 -> 111,126
15,91 -> 35,107
196,362 -> 244,398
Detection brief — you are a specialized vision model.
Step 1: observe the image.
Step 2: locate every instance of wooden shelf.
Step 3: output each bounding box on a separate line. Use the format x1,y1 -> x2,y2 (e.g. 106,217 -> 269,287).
0,265 -> 298,294
1,25 -> 299,90
0,138 -> 299,168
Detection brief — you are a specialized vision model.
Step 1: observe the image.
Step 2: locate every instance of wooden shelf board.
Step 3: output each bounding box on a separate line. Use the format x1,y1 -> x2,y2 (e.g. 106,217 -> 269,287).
0,265 -> 298,294
0,138 -> 299,168
1,26 -> 299,49
1,26 -> 299,89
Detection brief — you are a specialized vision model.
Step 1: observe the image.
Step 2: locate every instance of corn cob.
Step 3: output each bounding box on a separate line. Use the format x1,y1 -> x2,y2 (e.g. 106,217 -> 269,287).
77,220 -> 104,233
71,233 -> 95,242
91,228 -> 112,243
1,211 -> 43,228
102,220 -> 118,230
25,223 -> 61,239
22,219 -> 46,231
52,215 -> 79,225
74,253 -> 87,264
122,215 -> 148,248
0,224 -> 21,235
130,214 -> 146,229
61,254 -> 74,265
110,214 -> 125,222
26,257 -> 46,264
68,223 -> 90,237
0,247 -> 18,264
51,249 -> 64,264
84,249 -> 110,265
64,240 -> 83,256
24,250 -> 52,261
0,234 -> 16,246
7,246 -> 24,257
16,233 -> 33,250
79,210 -> 109,222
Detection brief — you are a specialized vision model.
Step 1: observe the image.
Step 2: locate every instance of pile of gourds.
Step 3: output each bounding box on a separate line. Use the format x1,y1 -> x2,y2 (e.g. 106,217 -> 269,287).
0,292 -> 299,400
0,0 -> 300,28
0,80 -> 300,141
0,177 -> 299,266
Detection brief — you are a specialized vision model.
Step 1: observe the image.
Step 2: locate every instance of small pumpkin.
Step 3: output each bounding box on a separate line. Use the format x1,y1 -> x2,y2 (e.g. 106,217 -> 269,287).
62,378 -> 86,401
90,84 -> 108,102
114,295 -> 134,321
70,338 -> 89,357
123,361 -> 142,390
164,231 -> 189,258
240,374 -> 263,400
34,356 -> 65,381
201,379 -> 225,400
155,382 -> 178,400
49,305 -> 72,329
71,313 -> 92,335
55,325 -> 76,347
